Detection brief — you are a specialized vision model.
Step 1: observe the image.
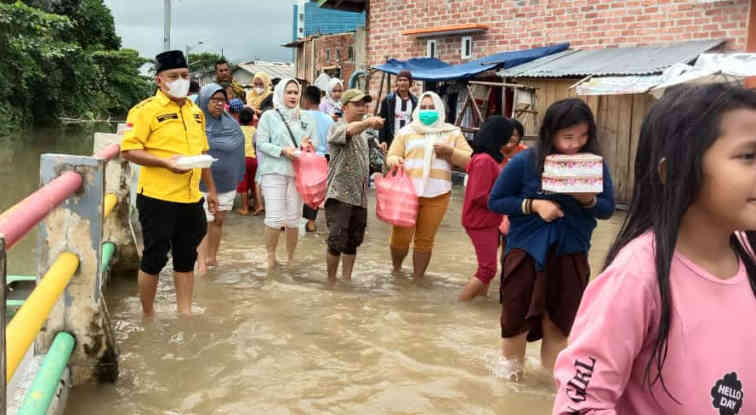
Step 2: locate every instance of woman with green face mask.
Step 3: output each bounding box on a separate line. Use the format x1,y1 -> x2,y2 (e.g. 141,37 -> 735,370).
385,91 -> 473,279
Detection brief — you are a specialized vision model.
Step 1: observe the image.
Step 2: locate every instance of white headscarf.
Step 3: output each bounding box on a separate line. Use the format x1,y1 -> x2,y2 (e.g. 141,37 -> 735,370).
324,78 -> 344,111
273,78 -> 301,121
408,91 -> 459,135
408,91 -> 460,195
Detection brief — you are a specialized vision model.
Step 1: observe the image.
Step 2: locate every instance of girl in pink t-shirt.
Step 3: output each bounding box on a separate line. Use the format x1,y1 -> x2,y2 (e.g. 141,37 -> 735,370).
553,83 -> 756,414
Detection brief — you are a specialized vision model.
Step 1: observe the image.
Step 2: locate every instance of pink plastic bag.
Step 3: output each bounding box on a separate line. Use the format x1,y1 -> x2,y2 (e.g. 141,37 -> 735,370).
293,148 -> 328,209
499,216 -> 510,235
374,166 -> 419,228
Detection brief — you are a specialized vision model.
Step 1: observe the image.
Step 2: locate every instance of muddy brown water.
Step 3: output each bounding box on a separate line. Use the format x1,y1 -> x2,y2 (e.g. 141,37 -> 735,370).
1,131 -> 624,414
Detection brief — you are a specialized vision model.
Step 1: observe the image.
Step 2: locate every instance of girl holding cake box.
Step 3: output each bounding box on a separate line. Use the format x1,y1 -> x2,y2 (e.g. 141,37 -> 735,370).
459,116 -> 515,301
488,98 -> 615,381
553,84 -> 756,414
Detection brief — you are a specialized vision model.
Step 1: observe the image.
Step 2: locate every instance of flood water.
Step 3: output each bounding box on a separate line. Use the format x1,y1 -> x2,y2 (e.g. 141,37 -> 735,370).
2,129 -> 624,414
1,126 -> 101,275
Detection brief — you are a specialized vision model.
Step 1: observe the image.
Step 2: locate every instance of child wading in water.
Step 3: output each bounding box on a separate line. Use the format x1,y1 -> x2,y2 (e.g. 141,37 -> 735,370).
236,107 -> 261,216
459,116 -> 514,301
553,84 -> 756,414
488,98 -> 615,381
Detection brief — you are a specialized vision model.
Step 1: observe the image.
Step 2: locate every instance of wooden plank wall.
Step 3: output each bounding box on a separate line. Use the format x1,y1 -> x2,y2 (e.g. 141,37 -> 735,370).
516,78 -> 654,204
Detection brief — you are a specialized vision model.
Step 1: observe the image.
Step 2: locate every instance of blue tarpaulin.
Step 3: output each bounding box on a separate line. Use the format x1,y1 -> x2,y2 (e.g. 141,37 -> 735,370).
373,43 -> 569,81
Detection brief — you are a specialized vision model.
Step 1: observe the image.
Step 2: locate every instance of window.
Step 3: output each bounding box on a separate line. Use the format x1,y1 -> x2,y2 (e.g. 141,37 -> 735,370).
348,46 -> 354,60
427,39 -> 437,58
336,49 -> 341,61
325,48 -> 330,62
299,13 -> 304,21
299,27 -> 304,33
461,36 -> 472,59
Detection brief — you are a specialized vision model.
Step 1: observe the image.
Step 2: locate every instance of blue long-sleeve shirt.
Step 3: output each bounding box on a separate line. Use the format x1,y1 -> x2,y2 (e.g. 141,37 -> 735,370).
488,149 -> 615,270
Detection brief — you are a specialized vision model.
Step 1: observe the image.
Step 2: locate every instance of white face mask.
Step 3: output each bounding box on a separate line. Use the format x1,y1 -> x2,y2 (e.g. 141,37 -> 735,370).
254,87 -> 265,95
165,78 -> 190,99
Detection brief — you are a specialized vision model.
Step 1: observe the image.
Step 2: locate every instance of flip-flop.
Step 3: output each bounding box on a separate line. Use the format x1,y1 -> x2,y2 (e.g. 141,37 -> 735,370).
253,209 -> 265,216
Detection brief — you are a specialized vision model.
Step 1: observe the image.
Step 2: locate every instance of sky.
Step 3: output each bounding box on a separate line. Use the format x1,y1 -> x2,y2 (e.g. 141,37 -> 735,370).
103,0 -> 298,63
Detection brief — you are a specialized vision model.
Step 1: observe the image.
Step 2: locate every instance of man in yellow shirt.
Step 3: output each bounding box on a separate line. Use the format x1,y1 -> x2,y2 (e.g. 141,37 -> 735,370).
121,50 -> 219,316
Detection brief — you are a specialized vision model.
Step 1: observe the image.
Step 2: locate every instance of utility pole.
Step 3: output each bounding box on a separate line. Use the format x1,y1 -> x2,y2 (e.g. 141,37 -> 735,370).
163,0 -> 171,51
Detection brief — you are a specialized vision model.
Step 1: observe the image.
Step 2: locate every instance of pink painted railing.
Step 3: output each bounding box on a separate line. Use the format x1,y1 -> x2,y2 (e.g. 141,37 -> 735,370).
0,172 -> 83,250
0,143 -> 120,251
94,143 -> 121,161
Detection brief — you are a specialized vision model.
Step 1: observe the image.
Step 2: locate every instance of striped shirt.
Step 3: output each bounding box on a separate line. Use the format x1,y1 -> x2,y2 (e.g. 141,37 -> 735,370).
387,126 -> 472,198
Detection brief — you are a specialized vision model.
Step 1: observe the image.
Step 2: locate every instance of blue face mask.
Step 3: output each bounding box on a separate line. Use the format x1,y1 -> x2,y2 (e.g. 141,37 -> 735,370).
418,110 -> 439,126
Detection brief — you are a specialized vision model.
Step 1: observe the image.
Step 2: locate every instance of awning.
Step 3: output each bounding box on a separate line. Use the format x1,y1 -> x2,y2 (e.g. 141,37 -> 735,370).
402,24 -> 488,38
373,43 -> 569,82
574,53 -> 756,96
575,75 -> 664,95
649,53 -> 756,97
498,39 -> 726,78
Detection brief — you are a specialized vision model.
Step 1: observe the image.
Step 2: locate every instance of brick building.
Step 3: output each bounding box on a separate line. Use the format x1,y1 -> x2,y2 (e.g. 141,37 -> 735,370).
320,0 -> 753,82
285,29 -> 367,86
319,0 -> 756,204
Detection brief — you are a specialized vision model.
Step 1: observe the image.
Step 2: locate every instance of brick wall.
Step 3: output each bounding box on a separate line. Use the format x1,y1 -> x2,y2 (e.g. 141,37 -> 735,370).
294,33 -> 359,85
367,0 -> 748,65
365,0 -> 750,93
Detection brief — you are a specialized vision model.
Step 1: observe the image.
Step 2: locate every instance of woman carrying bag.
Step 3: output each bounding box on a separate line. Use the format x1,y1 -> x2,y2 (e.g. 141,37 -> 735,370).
385,91 -> 472,279
256,78 -> 315,269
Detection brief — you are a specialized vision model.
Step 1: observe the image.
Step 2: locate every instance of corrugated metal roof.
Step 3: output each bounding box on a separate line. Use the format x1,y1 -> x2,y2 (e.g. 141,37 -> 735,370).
497,39 -> 726,78
234,61 -> 295,82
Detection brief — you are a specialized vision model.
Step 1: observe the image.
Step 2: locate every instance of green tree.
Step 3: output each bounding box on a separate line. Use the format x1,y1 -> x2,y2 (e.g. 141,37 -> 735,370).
0,1 -> 150,135
11,0 -> 120,49
188,52 -> 224,74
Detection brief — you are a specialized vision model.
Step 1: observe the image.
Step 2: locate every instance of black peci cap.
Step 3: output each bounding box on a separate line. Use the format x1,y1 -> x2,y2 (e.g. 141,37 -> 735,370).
155,50 -> 188,74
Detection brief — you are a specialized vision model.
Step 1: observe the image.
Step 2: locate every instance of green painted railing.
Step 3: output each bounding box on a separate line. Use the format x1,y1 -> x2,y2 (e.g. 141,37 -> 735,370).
17,332 -> 75,415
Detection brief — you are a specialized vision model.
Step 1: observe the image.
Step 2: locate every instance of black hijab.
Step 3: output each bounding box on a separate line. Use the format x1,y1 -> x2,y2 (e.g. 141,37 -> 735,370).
471,115 -> 514,164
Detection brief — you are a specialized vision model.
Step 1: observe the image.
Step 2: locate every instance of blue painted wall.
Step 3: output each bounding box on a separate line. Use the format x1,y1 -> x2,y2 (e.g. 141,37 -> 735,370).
292,1 -> 365,41
292,4 -> 299,43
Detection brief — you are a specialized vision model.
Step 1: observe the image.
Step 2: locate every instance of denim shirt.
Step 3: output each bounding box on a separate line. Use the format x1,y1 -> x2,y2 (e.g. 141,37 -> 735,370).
256,109 -> 316,177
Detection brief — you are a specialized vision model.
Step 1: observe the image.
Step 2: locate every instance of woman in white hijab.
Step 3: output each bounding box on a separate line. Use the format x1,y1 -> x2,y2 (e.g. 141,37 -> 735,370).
319,78 -> 344,120
256,78 -> 316,269
385,91 -> 472,279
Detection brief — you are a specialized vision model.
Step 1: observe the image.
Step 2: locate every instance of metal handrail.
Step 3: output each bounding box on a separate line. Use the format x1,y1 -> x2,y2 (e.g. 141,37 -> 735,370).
17,332 -> 75,415
94,143 -> 121,161
0,172 -> 83,250
1,141 -> 123,412
6,252 -> 79,383
1,237 -> 7,415
103,194 -> 118,218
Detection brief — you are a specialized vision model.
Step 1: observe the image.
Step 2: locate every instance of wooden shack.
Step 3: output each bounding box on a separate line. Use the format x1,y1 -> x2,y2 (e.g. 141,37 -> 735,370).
497,39 -> 726,205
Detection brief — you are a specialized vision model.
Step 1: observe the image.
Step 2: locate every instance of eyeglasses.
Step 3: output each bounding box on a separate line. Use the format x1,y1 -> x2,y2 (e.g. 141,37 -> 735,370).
209,98 -> 227,105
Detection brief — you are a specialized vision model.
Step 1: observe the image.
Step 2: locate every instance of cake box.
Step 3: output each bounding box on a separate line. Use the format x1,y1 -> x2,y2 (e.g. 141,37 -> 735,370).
541,153 -> 603,194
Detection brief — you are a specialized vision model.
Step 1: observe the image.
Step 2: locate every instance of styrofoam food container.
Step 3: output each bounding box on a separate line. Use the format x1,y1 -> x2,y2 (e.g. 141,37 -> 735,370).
175,155 -> 217,169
